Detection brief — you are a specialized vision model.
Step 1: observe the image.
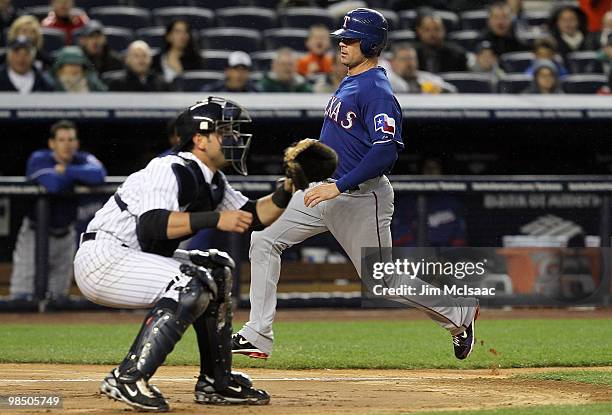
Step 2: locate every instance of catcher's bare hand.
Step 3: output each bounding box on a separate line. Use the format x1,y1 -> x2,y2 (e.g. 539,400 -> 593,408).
304,183 -> 340,208
217,210 -> 253,233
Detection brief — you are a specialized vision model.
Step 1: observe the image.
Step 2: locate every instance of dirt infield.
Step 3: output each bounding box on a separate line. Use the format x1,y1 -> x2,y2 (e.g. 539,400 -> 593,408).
0,364 -> 611,414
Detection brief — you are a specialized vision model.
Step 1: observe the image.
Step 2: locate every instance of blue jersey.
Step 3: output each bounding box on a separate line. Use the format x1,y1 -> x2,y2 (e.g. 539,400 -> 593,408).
26,150 -> 106,228
320,67 -> 403,180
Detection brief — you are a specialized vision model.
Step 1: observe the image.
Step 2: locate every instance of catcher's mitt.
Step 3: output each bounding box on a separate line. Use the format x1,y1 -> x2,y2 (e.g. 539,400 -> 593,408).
284,139 -> 338,190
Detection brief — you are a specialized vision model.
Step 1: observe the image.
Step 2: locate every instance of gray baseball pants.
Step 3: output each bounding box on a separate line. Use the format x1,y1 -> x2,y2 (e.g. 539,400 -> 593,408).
239,176 -> 478,355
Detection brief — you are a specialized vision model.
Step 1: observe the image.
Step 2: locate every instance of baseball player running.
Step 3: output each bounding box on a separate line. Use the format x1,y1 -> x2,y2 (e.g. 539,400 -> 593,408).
233,8 -> 479,361
74,97 -> 296,412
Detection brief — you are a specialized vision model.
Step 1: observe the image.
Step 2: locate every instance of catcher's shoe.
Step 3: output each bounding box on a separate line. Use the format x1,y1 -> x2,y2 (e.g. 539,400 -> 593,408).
100,369 -> 169,412
231,333 -> 269,359
194,372 -> 270,405
452,304 -> 480,360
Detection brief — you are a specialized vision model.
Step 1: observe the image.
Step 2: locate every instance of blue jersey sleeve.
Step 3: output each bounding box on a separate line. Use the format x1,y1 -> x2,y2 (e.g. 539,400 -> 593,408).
363,97 -> 404,148
26,152 -> 72,193
65,153 -> 107,185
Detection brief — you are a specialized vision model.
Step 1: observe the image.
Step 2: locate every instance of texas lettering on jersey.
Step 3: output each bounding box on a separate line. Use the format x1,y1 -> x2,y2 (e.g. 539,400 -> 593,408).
324,96 -> 357,130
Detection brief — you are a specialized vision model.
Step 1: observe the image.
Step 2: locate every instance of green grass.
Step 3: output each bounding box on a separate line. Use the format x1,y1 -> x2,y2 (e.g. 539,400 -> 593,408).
411,402 -> 612,415
0,319 -> 611,369
515,370 -> 612,387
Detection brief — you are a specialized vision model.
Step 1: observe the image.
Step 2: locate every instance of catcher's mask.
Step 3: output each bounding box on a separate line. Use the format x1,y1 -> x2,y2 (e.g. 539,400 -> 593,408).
175,96 -> 252,175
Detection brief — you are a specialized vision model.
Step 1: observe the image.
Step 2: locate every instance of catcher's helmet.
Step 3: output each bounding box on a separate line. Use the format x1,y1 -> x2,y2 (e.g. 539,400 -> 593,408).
331,8 -> 388,57
175,96 -> 252,175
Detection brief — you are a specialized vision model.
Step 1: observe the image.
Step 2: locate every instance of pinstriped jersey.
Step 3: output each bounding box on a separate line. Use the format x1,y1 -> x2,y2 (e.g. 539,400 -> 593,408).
86,152 -> 248,249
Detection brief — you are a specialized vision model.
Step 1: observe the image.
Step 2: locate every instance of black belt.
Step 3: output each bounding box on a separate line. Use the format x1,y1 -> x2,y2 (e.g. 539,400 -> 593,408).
81,231 -> 129,248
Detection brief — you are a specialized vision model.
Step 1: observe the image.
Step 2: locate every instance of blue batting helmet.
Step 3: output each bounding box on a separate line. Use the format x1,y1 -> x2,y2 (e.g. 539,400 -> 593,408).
331,8 -> 388,57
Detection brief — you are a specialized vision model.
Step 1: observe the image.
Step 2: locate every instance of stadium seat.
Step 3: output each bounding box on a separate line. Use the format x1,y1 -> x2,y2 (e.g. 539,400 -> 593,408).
263,28 -> 309,52
152,7 -> 214,28
201,28 -> 262,53
178,70 -> 225,91
388,30 -> 416,45
399,10 -> 417,30
500,51 -> 535,73
251,0 -> 280,7
101,27 -> 133,52
251,50 -> 277,71
89,7 -> 152,30
73,26 -> 133,52
21,6 -> 52,21
447,30 -> 480,52
441,72 -> 495,93
567,51 -> 604,74
561,74 -> 608,94
460,9 -> 488,31
498,73 -> 532,94
524,10 -> 550,27
200,49 -> 233,70
100,70 -> 124,84
0,48 -> 6,63
135,27 -> 166,50
279,7 -> 335,29
435,10 -> 460,33
377,9 -> 400,31
191,0 -> 246,9
41,28 -> 66,54
74,0 -> 123,9
133,0 -> 192,7
12,0 -> 48,8
215,7 -> 278,30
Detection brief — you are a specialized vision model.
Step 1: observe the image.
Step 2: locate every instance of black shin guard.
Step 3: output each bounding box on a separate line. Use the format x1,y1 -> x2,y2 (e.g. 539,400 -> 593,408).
189,250 -> 235,389
118,265 -> 217,382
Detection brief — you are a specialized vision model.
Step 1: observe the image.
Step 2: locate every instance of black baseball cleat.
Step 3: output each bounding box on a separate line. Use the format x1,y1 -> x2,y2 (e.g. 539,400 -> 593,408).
100,369 -> 169,412
452,304 -> 480,360
194,372 -> 270,405
231,333 -> 269,359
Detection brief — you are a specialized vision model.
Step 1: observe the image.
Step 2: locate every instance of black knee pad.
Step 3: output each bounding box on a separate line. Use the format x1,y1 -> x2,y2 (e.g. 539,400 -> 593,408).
177,264 -> 218,321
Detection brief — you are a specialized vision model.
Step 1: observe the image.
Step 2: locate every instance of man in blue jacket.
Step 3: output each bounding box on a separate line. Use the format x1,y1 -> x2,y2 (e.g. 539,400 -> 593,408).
10,119 -> 106,301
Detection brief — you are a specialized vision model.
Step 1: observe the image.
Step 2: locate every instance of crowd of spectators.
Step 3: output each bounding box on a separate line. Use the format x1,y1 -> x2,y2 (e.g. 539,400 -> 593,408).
0,0 -> 611,94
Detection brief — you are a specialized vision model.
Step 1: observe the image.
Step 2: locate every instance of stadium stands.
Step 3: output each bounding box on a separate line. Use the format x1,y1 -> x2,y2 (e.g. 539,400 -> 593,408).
41,28 -> 66,54
2,1 -> 609,95
441,72 -> 495,93
498,73 -> 532,94
178,70 -> 224,91
561,74 -> 608,94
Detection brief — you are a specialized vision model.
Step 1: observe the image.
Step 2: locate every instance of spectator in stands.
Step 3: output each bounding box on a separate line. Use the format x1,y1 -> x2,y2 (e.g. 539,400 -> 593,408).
507,0 -> 530,34
0,0 -> 17,46
313,52 -> 346,93
578,0 -> 612,33
386,43 -> 457,93
414,11 -> 468,73
107,41 -> 169,92
10,120 -> 106,302
8,15 -> 53,70
202,51 -> 259,92
550,5 -> 594,64
42,0 -> 89,45
259,48 -> 312,93
297,24 -> 333,78
522,59 -> 563,94
0,36 -> 54,92
152,19 -> 204,84
590,10 -> 612,50
596,33 -> 612,75
479,1 -> 526,56
48,46 -> 107,92
77,20 -> 122,75
468,40 -> 505,80
525,37 -> 568,77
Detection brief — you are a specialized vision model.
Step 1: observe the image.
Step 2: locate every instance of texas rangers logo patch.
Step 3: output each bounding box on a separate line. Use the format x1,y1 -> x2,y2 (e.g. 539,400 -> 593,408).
374,113 -> 396,136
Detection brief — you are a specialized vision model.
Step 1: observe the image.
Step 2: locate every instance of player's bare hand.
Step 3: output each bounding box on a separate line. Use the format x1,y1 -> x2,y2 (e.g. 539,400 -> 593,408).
304,183 -> 340,208
217,210 -> 253,233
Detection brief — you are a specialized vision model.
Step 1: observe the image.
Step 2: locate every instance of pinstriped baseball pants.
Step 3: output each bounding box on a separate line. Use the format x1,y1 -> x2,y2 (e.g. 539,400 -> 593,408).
73,232 -> 191,309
